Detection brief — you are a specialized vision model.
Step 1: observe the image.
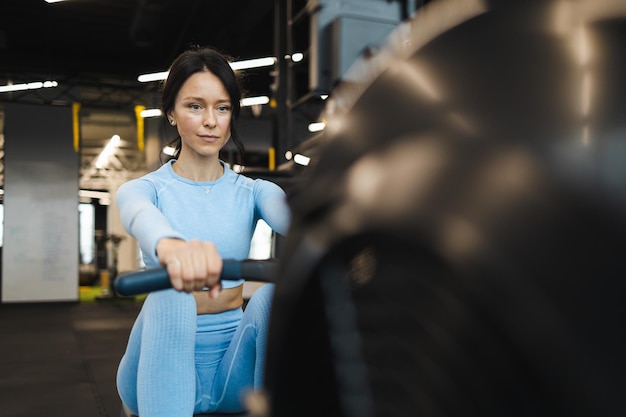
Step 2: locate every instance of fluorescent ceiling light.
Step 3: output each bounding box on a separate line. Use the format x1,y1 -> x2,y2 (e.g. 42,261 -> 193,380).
140,108 -> 162,118
308,122 -> 325,133
293,153 -> 311,166
162,146 -> 177,156
230,57 -> 275,70
137,71 -> 169,83
241,96 -> 270,107
138,57 -> 276,83
96,135 -> 121,168
45,0 -> 67,3
0,80 -> 58,93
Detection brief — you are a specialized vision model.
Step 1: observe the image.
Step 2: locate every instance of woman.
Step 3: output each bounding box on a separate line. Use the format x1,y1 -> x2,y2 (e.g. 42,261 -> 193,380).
115,46 -> 291,417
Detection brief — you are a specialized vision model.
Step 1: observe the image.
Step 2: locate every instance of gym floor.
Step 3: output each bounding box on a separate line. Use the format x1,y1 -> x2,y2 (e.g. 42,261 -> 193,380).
0,291 -> 143,417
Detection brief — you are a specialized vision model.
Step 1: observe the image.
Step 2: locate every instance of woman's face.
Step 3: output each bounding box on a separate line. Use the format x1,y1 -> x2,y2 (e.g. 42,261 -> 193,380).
170,70 -> 232,159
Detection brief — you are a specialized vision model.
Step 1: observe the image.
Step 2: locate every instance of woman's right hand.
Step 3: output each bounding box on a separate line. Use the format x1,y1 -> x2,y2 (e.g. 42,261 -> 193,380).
156,238 -> 223,297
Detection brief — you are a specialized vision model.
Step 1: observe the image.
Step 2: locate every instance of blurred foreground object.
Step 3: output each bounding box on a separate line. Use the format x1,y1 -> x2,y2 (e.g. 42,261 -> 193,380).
264,1 -> 626,416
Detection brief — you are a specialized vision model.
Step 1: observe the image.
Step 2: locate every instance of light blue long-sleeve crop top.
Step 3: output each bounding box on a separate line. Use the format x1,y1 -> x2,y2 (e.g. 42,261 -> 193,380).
116,160 -> 291,288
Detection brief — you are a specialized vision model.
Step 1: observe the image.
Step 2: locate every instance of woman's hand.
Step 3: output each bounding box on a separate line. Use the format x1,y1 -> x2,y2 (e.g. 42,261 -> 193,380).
156,238 -> 223,297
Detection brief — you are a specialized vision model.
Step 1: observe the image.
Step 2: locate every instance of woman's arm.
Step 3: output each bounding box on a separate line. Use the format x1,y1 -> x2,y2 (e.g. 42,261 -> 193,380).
255,180 -> 292,236
116,179 -> 186,264
116,179 -> 223,294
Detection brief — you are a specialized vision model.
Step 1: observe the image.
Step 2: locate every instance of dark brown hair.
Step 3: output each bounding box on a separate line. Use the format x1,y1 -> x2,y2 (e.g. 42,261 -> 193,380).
161,46 -> 245,164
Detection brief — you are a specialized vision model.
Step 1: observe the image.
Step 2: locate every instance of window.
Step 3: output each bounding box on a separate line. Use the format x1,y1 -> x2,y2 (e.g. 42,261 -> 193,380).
79,203 -> 95,264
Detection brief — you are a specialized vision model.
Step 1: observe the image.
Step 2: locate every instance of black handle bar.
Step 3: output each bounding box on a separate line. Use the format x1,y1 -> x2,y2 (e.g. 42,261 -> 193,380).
114,259 -> 279,296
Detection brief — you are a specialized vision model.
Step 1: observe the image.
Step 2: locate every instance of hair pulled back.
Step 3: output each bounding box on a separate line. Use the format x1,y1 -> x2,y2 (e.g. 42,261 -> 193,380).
161,46 -> 245,164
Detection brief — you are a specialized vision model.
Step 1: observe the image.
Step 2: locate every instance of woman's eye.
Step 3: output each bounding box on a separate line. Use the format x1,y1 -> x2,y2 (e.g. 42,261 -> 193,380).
190,104 -> 201,110
218,105 -> 231,113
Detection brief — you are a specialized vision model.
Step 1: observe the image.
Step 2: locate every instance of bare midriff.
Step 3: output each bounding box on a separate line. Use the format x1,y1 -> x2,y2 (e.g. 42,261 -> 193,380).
193,286 -> 243,315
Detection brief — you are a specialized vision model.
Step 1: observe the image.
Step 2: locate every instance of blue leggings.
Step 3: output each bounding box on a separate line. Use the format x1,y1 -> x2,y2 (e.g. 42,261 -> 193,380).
116,284 -> 274,417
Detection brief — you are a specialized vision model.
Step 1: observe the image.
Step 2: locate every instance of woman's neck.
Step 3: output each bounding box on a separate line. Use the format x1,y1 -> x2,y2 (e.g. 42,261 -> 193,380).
173,156 -> 224,182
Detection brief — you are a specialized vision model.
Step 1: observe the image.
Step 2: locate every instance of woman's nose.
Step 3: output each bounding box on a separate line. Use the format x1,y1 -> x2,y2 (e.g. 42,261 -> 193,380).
203,110 -> 217,128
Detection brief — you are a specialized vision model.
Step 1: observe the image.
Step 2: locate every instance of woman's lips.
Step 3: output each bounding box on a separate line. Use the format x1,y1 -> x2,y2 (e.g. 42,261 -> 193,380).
199,135 -> 219,142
